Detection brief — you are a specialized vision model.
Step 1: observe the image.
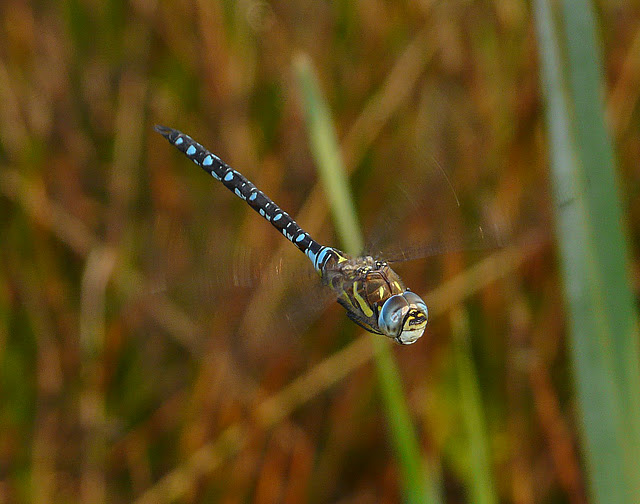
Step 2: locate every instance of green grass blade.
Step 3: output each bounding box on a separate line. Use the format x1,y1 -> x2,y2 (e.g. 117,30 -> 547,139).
294,53 -> 442,504
533,0 -> 640,502
451,309 -> 497,504
294,53 -> 363,254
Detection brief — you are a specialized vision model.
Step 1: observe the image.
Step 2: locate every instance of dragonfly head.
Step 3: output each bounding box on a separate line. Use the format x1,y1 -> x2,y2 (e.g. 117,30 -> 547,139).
378,291 -> 428,345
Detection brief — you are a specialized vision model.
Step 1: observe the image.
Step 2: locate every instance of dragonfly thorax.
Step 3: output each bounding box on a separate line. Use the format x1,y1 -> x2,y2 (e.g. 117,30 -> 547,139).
320,249 -> 428,344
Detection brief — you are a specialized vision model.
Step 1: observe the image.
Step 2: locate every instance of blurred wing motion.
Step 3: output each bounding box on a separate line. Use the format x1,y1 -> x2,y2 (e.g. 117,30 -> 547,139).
372,224 -> 509,264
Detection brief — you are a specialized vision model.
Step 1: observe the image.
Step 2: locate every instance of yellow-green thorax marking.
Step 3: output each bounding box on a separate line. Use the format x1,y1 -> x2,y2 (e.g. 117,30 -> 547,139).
319,250 -> 428,345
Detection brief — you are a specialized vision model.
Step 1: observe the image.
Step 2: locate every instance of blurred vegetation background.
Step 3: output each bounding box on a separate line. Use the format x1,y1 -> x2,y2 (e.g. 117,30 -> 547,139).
1,0 -> 639,502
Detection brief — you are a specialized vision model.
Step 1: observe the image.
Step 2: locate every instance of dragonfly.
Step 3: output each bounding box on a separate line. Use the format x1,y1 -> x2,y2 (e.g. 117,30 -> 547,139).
155,125 -> 428,345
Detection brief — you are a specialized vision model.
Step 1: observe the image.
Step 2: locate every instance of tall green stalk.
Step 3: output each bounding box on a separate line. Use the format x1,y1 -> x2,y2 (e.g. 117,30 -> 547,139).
294,53 -> 442,504
533,0 -> 640,502
451,308 -> 497,504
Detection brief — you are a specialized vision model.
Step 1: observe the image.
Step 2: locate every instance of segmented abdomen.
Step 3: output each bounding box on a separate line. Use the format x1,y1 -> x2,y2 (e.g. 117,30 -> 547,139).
155,125 -> 337,272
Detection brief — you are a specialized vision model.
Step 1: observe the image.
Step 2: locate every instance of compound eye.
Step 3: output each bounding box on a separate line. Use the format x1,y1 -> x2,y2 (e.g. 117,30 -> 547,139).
398,292 -> 428,345
378,295 -> 410,339
377,292 -> 428,345
403,291 -> 427,313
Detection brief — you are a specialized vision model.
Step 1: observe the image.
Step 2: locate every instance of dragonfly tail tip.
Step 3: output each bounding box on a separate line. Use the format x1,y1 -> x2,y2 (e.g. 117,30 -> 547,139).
154,124 -> 173,138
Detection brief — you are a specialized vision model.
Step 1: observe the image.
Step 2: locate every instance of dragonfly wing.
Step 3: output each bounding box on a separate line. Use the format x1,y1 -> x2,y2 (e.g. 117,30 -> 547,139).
146,213 -> 316,314
370,223 -> 510,264
235,273 -> 338,358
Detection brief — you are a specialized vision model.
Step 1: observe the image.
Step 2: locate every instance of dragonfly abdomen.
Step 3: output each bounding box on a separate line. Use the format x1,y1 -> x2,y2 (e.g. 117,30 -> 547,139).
155,125 -> 337,271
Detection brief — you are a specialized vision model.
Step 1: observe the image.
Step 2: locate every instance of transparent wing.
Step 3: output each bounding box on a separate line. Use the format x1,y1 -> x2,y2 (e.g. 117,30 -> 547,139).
370,224 -> 510,264
146,212 -> 317,301
142,210 -> 336,355
360,149 -> 515,264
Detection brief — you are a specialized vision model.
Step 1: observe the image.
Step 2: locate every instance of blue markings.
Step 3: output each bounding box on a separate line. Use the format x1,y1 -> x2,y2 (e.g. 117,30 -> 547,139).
315,247 -> 330,271
306,248 -> 317,265
157,126 -> 329,275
